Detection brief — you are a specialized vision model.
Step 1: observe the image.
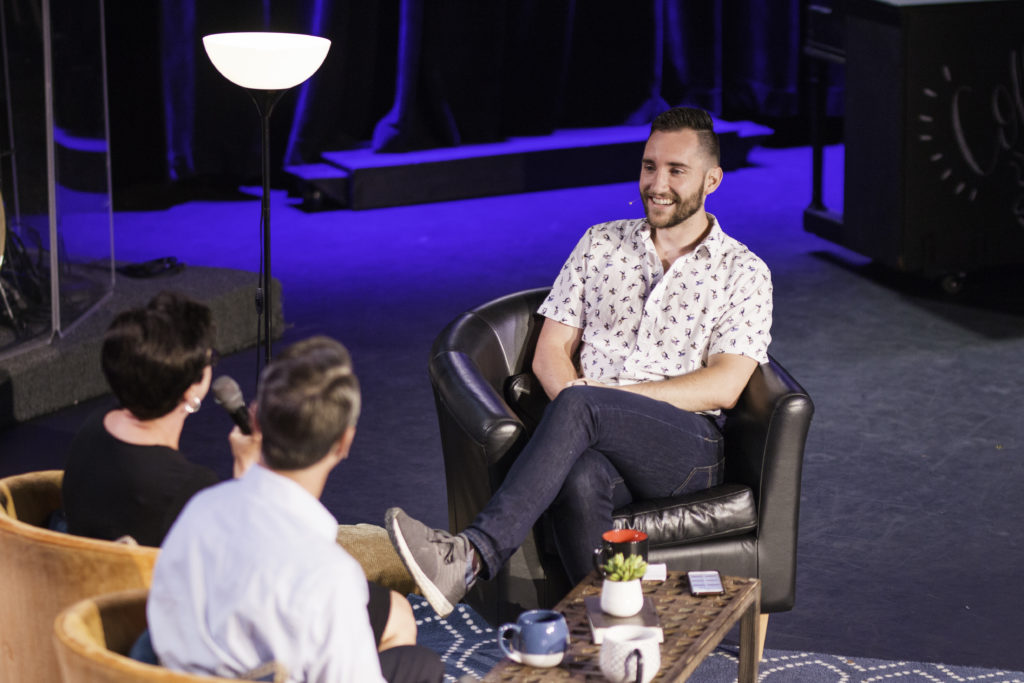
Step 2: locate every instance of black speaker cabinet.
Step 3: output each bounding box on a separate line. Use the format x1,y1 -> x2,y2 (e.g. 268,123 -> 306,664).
808,0 -> 1024,281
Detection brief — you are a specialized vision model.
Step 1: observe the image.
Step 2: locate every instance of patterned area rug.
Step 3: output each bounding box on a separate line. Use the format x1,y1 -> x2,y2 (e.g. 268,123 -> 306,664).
412,597 -> 504,681
412,597 -> 1024,682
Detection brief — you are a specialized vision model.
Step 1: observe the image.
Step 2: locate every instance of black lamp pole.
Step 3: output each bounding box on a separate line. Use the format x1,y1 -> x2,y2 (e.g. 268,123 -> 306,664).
251,89 -> 285,371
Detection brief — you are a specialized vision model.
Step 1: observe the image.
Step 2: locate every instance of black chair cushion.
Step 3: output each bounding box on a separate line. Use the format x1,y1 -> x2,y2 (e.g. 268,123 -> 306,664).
612,484 -> 757,548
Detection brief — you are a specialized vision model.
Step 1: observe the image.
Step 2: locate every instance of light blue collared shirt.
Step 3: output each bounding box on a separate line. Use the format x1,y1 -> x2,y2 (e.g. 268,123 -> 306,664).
148,464 -> 386,683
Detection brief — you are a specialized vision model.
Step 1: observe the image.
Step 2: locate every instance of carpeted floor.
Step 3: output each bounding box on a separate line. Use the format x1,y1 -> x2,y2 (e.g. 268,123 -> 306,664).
2,142 -> 1022,671
413,596 -> 1024,683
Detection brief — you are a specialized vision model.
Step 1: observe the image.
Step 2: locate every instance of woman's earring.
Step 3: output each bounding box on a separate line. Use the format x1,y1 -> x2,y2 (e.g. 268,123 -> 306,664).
184,396 -> 202,414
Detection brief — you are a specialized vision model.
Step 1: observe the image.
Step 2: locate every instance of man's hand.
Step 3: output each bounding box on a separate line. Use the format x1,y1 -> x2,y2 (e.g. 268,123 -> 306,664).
565,377 -> 609,389
229,426 -> 261,478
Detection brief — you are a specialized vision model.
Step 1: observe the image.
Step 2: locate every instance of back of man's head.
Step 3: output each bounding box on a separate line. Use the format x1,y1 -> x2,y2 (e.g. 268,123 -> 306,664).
650,107 -> 720,166
256,336 -> 361,471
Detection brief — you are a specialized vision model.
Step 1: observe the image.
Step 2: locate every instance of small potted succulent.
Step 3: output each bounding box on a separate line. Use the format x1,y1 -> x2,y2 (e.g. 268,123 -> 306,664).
599,552 -> 647,617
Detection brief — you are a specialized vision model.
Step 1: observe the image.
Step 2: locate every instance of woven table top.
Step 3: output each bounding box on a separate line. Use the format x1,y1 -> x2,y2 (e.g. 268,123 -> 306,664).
483,571 -> 760,682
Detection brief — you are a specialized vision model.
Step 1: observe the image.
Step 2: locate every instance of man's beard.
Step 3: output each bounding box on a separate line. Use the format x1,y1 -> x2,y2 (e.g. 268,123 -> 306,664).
644,186 -> 704,229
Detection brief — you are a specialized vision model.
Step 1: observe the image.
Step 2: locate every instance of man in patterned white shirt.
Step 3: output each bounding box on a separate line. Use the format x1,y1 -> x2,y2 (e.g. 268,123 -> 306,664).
387,107 -> 773,618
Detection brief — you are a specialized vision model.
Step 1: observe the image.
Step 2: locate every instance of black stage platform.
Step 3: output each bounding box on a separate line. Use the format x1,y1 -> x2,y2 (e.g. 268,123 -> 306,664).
286,120 -> 771,210
0,266 -> 283,428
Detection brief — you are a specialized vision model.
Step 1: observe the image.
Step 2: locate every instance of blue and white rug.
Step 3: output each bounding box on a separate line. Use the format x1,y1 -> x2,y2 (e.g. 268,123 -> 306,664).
411,597 -> 1024,682
697,647 -> 1024,683
411,597 -> 503,681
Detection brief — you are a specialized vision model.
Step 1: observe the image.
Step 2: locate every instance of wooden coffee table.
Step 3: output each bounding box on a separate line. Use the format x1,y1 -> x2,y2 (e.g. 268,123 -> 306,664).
483,572 -> 761,682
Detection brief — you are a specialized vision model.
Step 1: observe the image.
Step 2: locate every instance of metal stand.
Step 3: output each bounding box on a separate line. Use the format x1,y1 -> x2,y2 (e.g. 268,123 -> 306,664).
250,89 -> 284,372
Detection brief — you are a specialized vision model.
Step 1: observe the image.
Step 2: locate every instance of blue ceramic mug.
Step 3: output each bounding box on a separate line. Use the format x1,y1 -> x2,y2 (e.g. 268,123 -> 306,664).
497,609 -> 570,668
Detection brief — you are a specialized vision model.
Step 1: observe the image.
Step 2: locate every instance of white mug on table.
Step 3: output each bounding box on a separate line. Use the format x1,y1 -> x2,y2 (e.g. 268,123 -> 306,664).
599,625 -> 661,683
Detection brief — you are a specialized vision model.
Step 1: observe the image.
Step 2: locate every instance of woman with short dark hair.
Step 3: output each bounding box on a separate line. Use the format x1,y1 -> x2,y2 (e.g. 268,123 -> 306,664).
62,291 -> 223,547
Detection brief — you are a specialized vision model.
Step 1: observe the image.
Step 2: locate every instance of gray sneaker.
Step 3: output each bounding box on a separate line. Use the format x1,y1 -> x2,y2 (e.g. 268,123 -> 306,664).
385,507 -> 472,617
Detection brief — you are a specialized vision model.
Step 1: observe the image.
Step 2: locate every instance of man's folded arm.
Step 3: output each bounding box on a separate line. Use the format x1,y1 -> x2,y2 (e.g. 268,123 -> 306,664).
611,352 -> 757,413
533,317 -> 584,400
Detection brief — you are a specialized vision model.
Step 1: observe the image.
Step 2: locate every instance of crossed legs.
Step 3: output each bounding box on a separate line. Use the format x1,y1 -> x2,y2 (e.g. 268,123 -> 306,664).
464,386 -> 724,582
387,385 -> 723,616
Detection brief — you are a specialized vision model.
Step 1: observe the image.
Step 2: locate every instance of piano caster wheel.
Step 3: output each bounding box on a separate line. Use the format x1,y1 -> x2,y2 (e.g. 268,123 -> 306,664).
939,272 -> 966,295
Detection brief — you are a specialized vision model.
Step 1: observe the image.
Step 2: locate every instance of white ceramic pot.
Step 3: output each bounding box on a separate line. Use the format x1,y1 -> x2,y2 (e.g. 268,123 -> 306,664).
600,578 -> 644,617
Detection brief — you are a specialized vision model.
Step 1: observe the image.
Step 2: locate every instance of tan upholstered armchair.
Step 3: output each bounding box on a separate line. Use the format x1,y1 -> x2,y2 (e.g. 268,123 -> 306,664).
0,470 -> 158,683
0,470 -> 413,683
53,588 -> 276,683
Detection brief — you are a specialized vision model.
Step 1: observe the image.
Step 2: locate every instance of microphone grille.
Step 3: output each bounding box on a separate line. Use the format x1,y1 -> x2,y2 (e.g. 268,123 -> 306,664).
211,375 -> 245,411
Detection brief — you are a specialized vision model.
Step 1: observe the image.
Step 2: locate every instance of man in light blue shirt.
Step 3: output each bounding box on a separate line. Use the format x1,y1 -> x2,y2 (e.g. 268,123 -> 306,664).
148,336 -> 443,683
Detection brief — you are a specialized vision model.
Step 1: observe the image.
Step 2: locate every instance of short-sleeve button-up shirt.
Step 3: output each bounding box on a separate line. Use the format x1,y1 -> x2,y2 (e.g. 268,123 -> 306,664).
538,215 -> 772,386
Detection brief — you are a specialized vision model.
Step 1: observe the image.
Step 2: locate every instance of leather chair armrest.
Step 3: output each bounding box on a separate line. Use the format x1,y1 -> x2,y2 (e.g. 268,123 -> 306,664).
429,350 -> 526,466
722,356 -> 813,612
613,484 -> 758,548
431,341 -> 530,531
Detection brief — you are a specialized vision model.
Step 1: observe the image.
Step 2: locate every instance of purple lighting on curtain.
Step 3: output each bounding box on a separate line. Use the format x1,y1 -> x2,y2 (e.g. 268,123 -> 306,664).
160,0 -> 196,180
147,0 -> 812,182
284,0 -> 329,165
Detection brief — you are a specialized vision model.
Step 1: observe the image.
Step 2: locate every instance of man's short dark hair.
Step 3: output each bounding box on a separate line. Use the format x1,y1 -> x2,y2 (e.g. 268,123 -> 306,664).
101,291 -> 214,420
257,336 -> 361,471
650,107 -> 721,166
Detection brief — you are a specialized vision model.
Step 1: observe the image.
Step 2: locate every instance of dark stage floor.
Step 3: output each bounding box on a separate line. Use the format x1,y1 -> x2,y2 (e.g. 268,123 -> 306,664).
1,143 -> 1022,671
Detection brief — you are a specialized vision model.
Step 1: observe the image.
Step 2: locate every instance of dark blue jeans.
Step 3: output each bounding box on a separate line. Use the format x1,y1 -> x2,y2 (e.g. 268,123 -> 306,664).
463,386 -> 724,584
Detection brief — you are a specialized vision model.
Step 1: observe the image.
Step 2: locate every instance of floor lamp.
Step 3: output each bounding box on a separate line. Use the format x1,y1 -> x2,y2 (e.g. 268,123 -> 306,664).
202,32 -> 330,372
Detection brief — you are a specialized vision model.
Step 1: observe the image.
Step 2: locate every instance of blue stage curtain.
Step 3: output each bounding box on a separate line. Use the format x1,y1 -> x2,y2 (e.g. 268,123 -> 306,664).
367,0 -> 802,153
141,0 -> 806,180
160,0 -> 197,181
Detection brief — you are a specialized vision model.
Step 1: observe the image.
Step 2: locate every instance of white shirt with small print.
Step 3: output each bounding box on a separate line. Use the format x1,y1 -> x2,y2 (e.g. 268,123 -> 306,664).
538,215 -> 772,393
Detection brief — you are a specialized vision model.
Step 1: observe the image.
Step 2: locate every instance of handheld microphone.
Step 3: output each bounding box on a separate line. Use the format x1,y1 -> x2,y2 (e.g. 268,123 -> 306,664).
211,375 -> 252,435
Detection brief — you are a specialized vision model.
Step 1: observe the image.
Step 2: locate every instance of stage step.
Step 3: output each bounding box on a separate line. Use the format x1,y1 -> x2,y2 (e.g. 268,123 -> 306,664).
285,119 -> 771,211
284,162 -> 350,212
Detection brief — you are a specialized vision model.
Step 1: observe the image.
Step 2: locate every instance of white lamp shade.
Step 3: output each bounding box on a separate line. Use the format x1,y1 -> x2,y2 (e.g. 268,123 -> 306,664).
202,32 -> 331,90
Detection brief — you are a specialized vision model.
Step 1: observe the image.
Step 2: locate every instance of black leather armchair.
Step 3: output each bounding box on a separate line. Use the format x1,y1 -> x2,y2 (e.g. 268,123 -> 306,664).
428,288 -> 814,631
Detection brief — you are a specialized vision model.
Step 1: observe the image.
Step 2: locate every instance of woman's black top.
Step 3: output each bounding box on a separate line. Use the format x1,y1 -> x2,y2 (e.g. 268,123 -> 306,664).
62,410 -> 220,547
